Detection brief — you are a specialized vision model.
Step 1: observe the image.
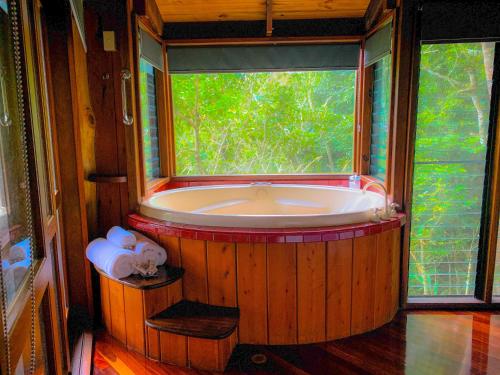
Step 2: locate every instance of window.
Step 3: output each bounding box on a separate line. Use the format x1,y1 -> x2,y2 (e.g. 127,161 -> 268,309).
408,42 -> 495,297
139,59 -> 161,181
369,55 -> 391,181
171,70 -> 356,175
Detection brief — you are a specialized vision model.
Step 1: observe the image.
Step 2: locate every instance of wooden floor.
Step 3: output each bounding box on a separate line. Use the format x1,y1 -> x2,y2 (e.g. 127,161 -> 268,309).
93,310 -> 500,374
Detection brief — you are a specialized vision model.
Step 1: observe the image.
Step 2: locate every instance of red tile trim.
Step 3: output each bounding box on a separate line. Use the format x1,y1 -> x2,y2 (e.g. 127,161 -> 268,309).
128,213 -> 406,244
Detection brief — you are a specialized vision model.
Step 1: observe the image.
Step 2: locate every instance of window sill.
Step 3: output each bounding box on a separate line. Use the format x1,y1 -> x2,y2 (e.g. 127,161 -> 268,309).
171,174 -> 351,182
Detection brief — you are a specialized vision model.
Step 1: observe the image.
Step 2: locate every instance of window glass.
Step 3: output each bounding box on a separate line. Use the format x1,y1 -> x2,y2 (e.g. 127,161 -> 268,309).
171,71 -> 356,175
408,42 -> 495,297
139,59 -> 161,181
369,54 -> 391,181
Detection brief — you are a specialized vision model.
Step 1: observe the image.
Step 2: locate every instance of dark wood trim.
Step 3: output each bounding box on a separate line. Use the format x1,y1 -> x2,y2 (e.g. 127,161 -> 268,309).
87,174 -> 128,183
133,0 -> 163,37
163,18 -> 365,40
164,35 -> 363,47
266,0 -> 273,37
399,0 -> 421,308
364,0 -> 396,31
360,65 -> 374,175
406,297 -> 500,311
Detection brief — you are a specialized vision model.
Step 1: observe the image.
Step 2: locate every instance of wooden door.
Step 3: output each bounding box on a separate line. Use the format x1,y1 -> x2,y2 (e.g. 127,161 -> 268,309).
0,0 -> 68,373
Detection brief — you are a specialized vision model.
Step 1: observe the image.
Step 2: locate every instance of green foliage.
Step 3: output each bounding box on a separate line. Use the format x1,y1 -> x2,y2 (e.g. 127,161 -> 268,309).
171,71 -> 355,175
409,42 -> 495,296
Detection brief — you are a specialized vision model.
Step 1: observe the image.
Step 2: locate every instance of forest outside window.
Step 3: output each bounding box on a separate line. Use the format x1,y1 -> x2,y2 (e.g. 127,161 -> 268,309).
408,42 -> 495,297
167,44 -> 360,176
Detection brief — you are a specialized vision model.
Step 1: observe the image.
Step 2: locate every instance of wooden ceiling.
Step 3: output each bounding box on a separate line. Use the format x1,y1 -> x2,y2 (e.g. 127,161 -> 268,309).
155,0 -> 372,23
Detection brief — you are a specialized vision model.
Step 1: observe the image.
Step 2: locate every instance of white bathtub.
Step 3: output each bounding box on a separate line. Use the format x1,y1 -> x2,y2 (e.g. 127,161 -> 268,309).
140,184 -> 386,228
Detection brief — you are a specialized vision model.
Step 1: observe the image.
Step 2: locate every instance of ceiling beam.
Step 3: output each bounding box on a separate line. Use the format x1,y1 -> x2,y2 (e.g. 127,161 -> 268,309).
266,0 -> 273,37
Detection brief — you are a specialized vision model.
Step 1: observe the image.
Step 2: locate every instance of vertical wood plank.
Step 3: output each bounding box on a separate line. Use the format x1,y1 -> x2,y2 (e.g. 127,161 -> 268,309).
267,243 -> 297,344
351,235 -> 378,335
160,332 -> 187,366
297,242 -> 326,344
188,337 -> 220,371
143,286 -> 169,318
168,279 -> 183,306
207,242 -> 237,307
100,275 -> 111,332
374,230 -> 394,327
391,229 -> 401,316
108,279 -> 126,344
326,239 -> 353,340
159,235 -> 181,267
180,239 -> 208,303
236,243 -> 268,344
146,327 -> 160,360
123,287 -> 145,354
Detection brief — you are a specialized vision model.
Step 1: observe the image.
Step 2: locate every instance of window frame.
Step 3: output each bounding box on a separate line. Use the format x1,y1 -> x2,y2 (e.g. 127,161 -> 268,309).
134,21 -> 172,197
150,36 -> 364,187
401,5 -> 500,308
358,13 -> 397,195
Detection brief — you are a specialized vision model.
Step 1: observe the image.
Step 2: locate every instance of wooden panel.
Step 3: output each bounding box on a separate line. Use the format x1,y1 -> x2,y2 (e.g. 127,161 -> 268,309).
207,242 -> 237,307
188,337 -> 220,371
297,242 -> 326,344
351,235 -> 378,335
123,287 -> 145,354
143,285 -> 169,318
374,230 -> 394,327
159,235 -> 181,267
326,239 -> 353,340
391,229 -> 401,316
146,327 -> 160,360
108,279 -> 127,344
267,243 -> 297,344
160,331 -> 187,366
156,0 -> 370,22
236,243 -> 268,344
180,238 -> 208,303
168,279 -> 183,306
100,275 -> 111,332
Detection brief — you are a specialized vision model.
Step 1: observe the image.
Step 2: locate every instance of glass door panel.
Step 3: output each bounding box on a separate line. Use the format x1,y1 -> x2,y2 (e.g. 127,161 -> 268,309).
0,1 -> 36,309
408,42 -> 495,297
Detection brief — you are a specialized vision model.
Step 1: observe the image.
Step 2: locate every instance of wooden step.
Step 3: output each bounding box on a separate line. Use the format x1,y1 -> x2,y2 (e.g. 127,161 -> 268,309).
145,300 -> 239,371
145,300 -> 239,339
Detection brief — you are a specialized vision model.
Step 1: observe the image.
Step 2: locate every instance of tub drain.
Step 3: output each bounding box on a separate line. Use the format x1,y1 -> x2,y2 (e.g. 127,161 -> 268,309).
250,353 -> 267,365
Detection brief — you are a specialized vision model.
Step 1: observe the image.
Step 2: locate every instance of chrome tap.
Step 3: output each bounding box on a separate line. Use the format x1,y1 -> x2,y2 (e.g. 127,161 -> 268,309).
362,181 -> 398,221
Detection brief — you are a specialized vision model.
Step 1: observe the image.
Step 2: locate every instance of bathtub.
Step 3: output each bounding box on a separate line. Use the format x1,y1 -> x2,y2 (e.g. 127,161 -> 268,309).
140,184 -> 386,228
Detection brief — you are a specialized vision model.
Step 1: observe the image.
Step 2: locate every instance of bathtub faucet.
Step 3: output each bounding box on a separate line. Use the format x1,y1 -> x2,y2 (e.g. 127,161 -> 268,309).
362,181 -> 398,221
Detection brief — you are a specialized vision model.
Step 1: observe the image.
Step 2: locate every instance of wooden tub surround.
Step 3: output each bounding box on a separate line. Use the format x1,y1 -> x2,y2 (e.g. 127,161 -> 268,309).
96,213 -> 405,371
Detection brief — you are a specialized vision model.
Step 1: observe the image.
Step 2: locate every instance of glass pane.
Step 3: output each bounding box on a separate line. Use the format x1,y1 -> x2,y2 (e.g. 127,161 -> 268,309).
139,59 -> 161,181
408,42 -> 495,297
369,55 -> 391,181
171,71 -> 356,175
0,4 -> 35,308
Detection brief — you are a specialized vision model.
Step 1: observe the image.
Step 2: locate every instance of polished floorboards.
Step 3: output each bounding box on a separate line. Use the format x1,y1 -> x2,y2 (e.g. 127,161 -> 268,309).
93,310 -> 500,374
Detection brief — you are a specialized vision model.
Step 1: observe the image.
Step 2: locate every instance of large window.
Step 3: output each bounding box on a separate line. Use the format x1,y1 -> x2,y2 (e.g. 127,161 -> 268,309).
139,59 -> 161,181
408,42 -> 495,297
171,71 -> 356,175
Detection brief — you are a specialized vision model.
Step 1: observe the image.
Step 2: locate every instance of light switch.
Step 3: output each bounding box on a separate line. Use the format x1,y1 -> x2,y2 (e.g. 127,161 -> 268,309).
103,31 -> 116,51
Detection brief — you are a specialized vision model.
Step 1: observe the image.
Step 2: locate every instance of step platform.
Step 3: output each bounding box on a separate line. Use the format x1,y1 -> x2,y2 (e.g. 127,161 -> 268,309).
146,300 -> 239,371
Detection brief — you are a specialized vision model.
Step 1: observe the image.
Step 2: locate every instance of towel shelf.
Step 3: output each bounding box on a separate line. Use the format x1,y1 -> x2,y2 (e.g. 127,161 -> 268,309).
87,174 -> 127,183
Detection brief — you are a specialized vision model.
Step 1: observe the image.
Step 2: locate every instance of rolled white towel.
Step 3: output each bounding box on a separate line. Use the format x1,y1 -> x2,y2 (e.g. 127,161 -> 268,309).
8,238 -> 29,264
86,238 -> 135,279
106,226 -> 136,249
130,231 -> 167,266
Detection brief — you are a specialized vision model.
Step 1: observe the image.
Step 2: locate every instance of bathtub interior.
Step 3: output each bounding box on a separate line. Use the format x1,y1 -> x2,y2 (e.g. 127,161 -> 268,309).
144,184 -> 385,216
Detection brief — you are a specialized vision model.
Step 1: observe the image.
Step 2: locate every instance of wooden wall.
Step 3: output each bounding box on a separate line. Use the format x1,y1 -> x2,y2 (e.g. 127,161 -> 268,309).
146,228 -> 402,345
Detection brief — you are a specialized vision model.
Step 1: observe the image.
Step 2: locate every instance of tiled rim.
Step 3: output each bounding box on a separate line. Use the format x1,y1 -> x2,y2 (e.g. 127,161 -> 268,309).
128,213 -> 406,244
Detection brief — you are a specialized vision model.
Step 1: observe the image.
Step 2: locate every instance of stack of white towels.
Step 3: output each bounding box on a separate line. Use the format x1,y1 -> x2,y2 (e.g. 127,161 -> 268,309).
86,226 -> 167,279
